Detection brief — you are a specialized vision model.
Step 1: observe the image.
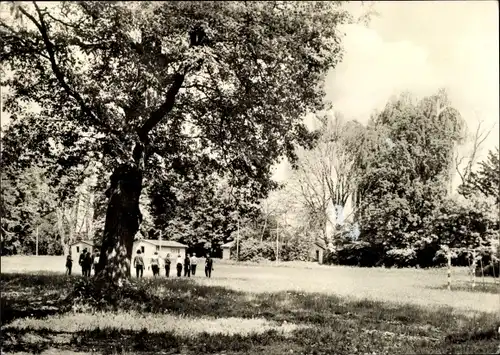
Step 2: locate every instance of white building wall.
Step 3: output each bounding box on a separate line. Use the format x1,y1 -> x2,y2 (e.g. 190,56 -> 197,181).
222,248 -> 231,260
132,242 -> 186,266
71,242 -> 93,258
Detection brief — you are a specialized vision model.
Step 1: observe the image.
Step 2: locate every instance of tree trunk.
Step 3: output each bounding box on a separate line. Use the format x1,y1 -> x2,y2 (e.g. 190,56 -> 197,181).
260,217 -> 267,243
56,207 -> 70,256
95,163 -> 143,284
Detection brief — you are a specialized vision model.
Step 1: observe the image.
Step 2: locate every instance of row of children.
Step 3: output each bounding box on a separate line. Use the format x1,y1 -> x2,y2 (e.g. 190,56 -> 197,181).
133,250 -> 214,278
65,248 -> 100,276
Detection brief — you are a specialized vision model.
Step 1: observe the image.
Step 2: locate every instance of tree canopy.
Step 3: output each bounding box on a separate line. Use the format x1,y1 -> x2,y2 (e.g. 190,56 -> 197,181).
354,91 -> 466,266
1,1 -> 351,277
459,147 -> 499,203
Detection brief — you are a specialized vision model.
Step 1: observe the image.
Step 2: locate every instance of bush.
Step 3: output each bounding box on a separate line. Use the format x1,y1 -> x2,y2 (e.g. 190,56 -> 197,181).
475,262 -> 500,278
230,239 -> 275,262
230,233 -> 311,262
279,235 -> 311,262
324,242 -> 382,267
384,248 -> 417,268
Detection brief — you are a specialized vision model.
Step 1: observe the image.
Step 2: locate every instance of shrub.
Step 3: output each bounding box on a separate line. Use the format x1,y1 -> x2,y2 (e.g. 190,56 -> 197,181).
231,233 -> 312,262
279,235 -> 311,262
324,242 -> 382,267
384,248 -> 417,268
230,239 -> 275,262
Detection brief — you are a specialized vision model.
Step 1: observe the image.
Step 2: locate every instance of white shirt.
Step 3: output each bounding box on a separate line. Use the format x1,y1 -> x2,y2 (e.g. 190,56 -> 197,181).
176,256 -> 183,265
151,254 -> 160,266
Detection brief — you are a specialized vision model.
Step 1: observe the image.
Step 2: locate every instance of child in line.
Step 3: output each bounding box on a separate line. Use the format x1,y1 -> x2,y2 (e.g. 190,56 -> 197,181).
176,254 -> 183,277
92,251 -> 100,275
190,253 -> 198,276
150,251 -> 160,277
164,253 -> 171,277
66,252 -> 73,275
134,250 -> 145,278
205,254 -> 214,278
184,254 -> 191,277
79,248 -> 87,276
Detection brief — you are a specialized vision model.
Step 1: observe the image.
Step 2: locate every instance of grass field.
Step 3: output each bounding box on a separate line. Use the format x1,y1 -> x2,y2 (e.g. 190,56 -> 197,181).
1,256 -> 499,354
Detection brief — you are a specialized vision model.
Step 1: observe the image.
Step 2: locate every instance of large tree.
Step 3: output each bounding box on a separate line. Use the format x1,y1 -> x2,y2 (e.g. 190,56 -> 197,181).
291,112 -> 366,247
1,1 -> 350,282
1,112 -> 103,251
355,90 -> 465,266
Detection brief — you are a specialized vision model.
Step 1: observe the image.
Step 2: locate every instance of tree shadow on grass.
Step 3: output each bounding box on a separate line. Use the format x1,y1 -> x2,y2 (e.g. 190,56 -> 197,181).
1,327 -> 291,354
2,273 -> 499,354
427,282 -> 500,295
2,323 -> 499,355
1,273 -> 77,325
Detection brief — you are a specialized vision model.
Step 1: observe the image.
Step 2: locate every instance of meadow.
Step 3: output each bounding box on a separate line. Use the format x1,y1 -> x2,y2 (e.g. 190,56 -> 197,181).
1,256 -> 499,354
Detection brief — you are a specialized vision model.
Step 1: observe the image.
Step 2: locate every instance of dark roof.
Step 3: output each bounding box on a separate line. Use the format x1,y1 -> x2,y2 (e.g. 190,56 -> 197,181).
70,240 -> 94,246
313,240 -> 327,249
134,239 -> 187,248
221,241 -> 235,248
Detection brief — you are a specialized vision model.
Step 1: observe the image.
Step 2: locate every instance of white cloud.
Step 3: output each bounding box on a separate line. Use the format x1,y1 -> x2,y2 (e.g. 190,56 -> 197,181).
325,23 -> 443,124
274,2 -> 499,183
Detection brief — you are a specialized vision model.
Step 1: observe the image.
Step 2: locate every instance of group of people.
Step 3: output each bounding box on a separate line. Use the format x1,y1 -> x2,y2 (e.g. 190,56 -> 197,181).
65,248 -> 100,276
65,248 -> 214,279
133,251 -> 214,278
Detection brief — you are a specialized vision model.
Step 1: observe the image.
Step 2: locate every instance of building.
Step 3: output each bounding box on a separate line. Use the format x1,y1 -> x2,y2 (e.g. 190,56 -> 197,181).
132,239 -> 188,262
70,240 -> 95,257
309,240 -> 326,264
221,241 -> 235,260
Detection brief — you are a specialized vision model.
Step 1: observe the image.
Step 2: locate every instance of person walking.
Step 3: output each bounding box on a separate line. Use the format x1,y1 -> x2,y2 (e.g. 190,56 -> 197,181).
92,251 -> 100,276
151,251 -> 160,277
134,249 -> 145,278
83,250 -> 93,277
184,254 -> 191,277
164,253 -> 171,277
205,254 -> 214,278
65,252 -> 73,275
79,248 -> 87,276
190,253 -> 198,276
176,254 -> 183,277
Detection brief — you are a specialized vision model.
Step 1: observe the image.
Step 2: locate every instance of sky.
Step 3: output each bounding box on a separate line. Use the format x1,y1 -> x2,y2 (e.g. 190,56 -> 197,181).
273,0 -> 499,184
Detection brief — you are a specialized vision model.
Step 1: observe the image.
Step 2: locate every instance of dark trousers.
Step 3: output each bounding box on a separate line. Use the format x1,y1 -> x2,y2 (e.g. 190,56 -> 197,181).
152,265 -> 159,277
191,264 -> 197,276
176,263 -> 182,277
82,266 -> 91,277
184,265 -> 191,277
165,265 -> 170,277
205,267 -> 212,278
66,265 -> 72,275
136,265 -> 144,278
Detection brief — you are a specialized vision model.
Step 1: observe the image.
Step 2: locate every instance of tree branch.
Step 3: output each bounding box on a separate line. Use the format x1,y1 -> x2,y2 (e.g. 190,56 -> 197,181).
18,2 -> 129,160
138,73 -> 185,143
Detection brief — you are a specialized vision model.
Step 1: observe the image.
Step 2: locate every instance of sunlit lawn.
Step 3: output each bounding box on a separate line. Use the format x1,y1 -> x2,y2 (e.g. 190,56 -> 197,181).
1,256 -> 499,354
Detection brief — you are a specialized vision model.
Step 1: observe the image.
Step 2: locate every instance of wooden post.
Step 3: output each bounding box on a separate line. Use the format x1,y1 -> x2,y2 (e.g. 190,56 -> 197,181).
36,226 -> 39,256
467,250 -> 472,282
447,249 -> 451,291
276,219 -> 279,266
472,249 -> 476,289
236,216 -> 240,262
480,257 -> 485,288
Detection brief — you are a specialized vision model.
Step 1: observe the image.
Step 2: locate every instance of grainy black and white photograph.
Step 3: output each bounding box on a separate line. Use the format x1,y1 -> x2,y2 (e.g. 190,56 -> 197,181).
1,1 -> 499,354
